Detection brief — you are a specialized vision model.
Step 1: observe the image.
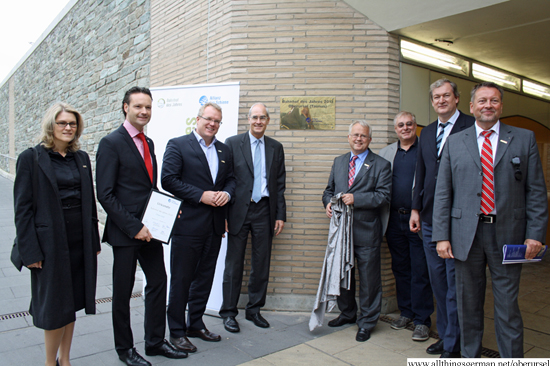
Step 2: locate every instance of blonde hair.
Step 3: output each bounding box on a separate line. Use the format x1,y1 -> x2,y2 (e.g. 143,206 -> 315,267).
40,102 -> 84,153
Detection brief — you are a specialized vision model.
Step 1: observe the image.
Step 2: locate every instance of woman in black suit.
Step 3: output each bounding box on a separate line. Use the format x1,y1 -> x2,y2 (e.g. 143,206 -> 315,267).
13,102 -> 100,366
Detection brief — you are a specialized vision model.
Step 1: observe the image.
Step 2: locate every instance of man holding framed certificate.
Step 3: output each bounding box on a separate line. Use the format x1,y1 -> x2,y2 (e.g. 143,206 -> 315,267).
96,87 -> 187,366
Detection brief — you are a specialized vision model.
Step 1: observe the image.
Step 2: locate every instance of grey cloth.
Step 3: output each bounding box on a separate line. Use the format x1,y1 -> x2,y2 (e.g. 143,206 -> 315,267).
309,193 -> 354,331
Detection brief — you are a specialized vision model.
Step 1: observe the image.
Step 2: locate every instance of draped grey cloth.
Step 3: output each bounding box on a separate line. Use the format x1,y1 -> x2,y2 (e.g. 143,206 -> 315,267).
309,193 -> 354,331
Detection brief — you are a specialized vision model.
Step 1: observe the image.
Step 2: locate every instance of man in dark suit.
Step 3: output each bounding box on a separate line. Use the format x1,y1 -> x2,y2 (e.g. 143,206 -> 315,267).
410,78 -> 474,358
219,103 -> 286,333
162,102 -> 236,353
322,120 -> 391,342
96,87 -> 187,366
379,112 -> 433,342
433,82 -> 548,358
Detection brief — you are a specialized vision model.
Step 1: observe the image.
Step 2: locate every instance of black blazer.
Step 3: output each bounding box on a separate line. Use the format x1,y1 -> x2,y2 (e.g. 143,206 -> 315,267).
225,132 -> 286,236
161,133 -> 236,237
14,144 -> 100,330
412,110 -> 475,225
96,124 -> 158,246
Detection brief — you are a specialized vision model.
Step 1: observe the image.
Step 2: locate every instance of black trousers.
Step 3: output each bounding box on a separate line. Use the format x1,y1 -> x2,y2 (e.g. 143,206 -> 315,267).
167,231 -> 222,337
220,197 -> 272,318
336,244 -> 382,330
112,242 -> 167,355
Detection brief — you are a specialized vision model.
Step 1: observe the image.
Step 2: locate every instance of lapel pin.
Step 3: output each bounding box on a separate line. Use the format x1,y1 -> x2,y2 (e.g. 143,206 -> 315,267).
83,165 -> 87,168
365,164 -> 370,168
500,140 -> 508,144
221,160 -> 225,163
218,150 -> 222,152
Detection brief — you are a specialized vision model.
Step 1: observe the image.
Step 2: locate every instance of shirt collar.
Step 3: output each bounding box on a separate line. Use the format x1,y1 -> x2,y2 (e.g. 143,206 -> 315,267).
397,136 -> 418,151
350,149 -> 369,161
249,131 -> 265,145
438,108 -> 460,126
193,129 -> 217,147
475,120 -> 501,138
123,120 -> 141,138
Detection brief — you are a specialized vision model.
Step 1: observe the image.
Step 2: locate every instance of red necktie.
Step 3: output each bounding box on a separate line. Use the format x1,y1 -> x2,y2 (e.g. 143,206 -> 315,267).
480,130 -> 494,215
348,155 -> 359,188
137,132 -> 153,184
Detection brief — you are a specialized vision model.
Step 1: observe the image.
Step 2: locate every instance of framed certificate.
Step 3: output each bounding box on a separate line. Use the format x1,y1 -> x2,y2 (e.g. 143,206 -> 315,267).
141,190 -> 182,244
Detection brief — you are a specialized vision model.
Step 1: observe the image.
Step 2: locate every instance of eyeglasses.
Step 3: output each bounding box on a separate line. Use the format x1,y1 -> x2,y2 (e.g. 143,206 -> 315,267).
198,115 -> 222,125
350,134 -> 370,140
55,122 -> 78,129
249,115 -> 268,122
396,121 -> 415,128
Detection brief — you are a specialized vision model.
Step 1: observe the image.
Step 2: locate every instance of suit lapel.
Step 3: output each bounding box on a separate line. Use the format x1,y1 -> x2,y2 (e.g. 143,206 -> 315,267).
188,134 -> 213,183
240,133 -> 254,175
214,140 -> 227,184
462,126 -> 482,170
350,150 -> 373,189
118,125 -> 151,183
74,152 -> 92,203
265,137 -> 274,181
494,123 -> 513,167
426,121 -> 439,160
36,146 -> 60,197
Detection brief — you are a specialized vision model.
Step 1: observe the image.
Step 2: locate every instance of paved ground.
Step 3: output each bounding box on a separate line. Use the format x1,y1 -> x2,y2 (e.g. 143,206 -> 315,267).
1,173 -> 549,365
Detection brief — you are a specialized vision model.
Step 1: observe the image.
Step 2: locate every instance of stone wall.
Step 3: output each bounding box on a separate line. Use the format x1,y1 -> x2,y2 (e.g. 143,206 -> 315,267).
0,0 -> 151,185
151,0 -> 400,311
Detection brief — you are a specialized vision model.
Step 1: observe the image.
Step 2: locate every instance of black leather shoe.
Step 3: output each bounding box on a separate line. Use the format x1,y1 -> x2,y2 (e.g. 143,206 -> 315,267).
118,348 -> 151,366
426,339 -> 444,355
224,316 -> 241,332
245,313 -> 270,328
440,350 -> 461,358
328,314 -> 357,327
356,328 -> 371,342
186,328 -> 222,342
169,336 -> 197,353
145,340 -> 187,359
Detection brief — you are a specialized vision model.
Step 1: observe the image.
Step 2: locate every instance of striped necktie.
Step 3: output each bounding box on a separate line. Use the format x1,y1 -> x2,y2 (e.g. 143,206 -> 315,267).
480,130 -> 495,215
436,122 -> 450,154
348,155 -> 359,188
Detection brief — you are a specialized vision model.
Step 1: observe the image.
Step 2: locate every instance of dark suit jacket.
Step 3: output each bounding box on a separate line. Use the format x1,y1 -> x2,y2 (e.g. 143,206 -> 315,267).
432,123 -> 548,261
161,133 -> 236,237
225,132 -> 286,236
412,111 -> 475,225
96,124 -> 158,246
14,144 -> 100,329
322,149 -> 392,246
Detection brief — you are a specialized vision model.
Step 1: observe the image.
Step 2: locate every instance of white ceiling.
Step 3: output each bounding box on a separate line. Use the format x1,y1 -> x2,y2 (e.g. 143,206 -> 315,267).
344,0 -> 550,86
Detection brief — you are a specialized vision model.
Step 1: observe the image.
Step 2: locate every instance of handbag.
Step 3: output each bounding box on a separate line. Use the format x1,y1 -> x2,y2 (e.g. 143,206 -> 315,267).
10,147 -> 39,271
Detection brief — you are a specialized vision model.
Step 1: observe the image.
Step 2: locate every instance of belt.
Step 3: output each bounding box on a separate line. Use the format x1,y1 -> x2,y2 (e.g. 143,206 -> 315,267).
479,214 -> 496,224
251,196 -> 269,203
396,208 -> 410,215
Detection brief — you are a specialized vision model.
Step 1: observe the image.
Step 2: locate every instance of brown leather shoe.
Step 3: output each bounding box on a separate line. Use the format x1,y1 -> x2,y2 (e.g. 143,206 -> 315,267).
186,328 -> 221,342
170,336 -> 197,353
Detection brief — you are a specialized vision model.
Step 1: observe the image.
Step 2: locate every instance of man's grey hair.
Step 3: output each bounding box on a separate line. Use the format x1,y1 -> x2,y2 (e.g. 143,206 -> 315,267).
393,111 -> 416,126
429,78 -> 460,101
348,120 -> 372,138
470,81 -> 504,103
248,103 -> 270,118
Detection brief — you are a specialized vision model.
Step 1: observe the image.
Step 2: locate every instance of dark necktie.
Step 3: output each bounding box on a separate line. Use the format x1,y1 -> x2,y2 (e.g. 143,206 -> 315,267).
436,122 -> 450,154
348,155 -> 359,188
480,130 -> 494,214
137,132 -> 153,184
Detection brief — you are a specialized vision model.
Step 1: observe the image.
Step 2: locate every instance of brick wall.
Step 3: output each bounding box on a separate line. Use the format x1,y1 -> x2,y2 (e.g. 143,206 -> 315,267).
0,0 -> 151,183
151,0 -> 399,311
